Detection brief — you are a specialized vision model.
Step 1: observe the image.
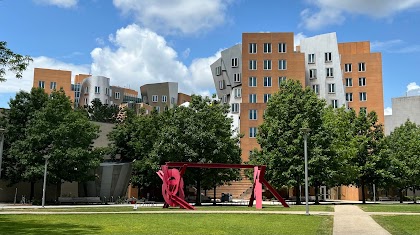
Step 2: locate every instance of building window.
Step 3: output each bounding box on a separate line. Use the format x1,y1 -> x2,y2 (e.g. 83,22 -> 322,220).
358,62 -> 366,72
231,58 -> 239,67
95,86 -> 100,94
345,63 -> 352,73
278,76 -> 287,86
84,98 -> 88,105
331,99 -> 338,108
219,80 -> 225,90
346,93 -> 353,102
263,60 -> 271,70
155,106 -> 160,113
249,77 -> 257,87
249,43 -> 257,54
216,66 -> 222,76
312,84 -> 319,95
222,95 -> 228,103
360,107 -> 367,113
249,94 -> 257,103
85,86 -> 89,94
359,77 -> 366,86
328,83 -> 335,93
171,97 -> 175,104
152,95 -> 158,102
345,78 -> 353,87
234,88 -> 242,98
278,60 -> 287,70
309,69 -> 317,79
326,68 -> 333,77
231,103 -> 239,113
162,95 -> 167,102
234,73 -> 241,83
263,94 -> 271,103
359,92 -> 367,101
308,54 -> 315,64
278,43 -> 286,53
39,81 -> 45,89
249,109 -> 257,120
115,92 -> 121,99
263,43 -> 272,53
249,60 -> 257,70
105,99 -> 108,105
249,127 -> 257,138
49,81 -> 56,90
263,76 -> 272,87
325,52 -> 332,62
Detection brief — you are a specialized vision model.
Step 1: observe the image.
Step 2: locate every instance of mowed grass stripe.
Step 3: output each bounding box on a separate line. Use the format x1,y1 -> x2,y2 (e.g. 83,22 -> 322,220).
0,214 -> 333,235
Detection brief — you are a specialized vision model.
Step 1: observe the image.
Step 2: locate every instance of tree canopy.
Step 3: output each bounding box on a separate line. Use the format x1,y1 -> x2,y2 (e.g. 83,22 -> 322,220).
0,41 -> 32,82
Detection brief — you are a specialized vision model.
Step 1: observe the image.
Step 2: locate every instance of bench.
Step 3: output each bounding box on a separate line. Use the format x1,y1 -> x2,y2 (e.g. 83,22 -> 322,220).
58,197 -> 102,204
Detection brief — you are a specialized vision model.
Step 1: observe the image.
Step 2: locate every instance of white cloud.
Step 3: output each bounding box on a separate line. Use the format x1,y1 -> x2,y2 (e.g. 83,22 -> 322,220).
112,0 -> 233,34
300,0 -> 420,30
384,107 -> 392,116
406,82 -> 420,96
182,48 -> 191,59
371,39 -> 420,53
90,24 -> 218,96
294,32 -> 307,50
0,56 -> 89,94
33,0 -> 78,8
1,24 -> 219,99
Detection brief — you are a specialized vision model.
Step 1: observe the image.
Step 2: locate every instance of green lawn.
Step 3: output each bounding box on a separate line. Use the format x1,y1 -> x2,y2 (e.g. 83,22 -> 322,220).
372,215 -> 420,235
0,214 -> 333,235
1,204 -> 333,212
359,204 -> 420,213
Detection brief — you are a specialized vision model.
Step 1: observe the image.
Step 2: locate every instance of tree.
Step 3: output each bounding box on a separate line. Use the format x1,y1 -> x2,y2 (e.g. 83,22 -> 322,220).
0,41 -> 32,82
348,109 -> 386,204
4,89 -> 101,199
248,79 -> 328,205
82,98 -> 121,123
381,120 -> 420,203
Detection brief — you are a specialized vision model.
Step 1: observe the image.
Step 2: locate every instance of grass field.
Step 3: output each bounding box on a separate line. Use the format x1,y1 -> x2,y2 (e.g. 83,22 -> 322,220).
0,214 -> 333,235
373,215 -> 420,235
0,204 -> 334,212
359,204 -> 420,213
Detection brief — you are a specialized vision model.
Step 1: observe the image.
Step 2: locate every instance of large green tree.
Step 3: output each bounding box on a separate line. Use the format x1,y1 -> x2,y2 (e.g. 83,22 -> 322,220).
381,120 -> 420,203
248,79 -> 330,205
82,98 -> 121,123
4,89 -> 102,199
0,41 -> 32,82
348,109 -> 386,203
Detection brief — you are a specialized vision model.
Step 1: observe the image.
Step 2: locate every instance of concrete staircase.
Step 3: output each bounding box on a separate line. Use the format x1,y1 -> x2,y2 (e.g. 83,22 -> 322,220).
204,171 -> 254,199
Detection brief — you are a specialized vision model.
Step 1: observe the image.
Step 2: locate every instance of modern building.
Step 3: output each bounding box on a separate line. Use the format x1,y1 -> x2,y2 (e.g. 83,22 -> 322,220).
79,76 -> 112,106
33,68 -> 74,101
140,82 -> 191,112
385,95 -> 420,135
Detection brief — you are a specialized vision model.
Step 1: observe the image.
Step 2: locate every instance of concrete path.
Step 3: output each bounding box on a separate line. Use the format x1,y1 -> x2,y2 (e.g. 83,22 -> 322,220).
333,205 -> 391,235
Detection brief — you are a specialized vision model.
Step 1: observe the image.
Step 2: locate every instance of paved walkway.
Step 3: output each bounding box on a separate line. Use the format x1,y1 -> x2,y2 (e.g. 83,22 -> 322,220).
333,205 -> 391,235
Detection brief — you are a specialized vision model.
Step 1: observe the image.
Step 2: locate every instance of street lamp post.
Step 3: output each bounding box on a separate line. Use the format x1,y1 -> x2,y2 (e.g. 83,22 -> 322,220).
300,127 -> 311,216
0,128 -> 5,179
42,155 -> 50,208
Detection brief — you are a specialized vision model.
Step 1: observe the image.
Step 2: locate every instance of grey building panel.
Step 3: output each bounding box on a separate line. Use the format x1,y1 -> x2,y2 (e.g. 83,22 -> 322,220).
385,96 -> 420,135
140,82 -> 179,112
80,76 -> 112,106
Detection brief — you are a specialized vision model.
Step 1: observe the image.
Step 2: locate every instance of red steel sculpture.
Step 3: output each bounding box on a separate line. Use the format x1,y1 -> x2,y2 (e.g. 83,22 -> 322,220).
156,162 -> 289,210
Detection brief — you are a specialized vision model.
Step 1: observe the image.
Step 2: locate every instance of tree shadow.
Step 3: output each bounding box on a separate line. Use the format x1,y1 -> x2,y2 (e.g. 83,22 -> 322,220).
0,217 -> 101,234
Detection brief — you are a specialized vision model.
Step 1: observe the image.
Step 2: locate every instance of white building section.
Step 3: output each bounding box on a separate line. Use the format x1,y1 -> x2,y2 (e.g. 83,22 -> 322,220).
80,76 -> 112,106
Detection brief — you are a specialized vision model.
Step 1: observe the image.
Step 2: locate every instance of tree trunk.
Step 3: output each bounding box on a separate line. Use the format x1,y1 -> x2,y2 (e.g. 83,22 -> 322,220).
399,189 -> 403,203
314,184 -> 320,205
413,188 -> 416,204
295,184 -> 301,205
213,185 -> 216,206
56,181 -> 61,201
361,179 -> 366,204
195,177 -> 202,206
30,181 -> 35,201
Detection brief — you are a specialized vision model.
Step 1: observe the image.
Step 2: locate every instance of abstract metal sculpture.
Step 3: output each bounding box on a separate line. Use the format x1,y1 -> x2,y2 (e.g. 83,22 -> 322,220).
157,162 -> 289,210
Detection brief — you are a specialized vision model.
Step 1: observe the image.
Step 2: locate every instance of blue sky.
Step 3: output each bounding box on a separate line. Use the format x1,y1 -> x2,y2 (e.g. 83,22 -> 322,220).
1,0 -> 420,115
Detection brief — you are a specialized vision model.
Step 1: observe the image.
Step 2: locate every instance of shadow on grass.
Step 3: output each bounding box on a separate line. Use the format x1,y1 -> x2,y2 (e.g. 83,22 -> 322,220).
0,217 -> 101,234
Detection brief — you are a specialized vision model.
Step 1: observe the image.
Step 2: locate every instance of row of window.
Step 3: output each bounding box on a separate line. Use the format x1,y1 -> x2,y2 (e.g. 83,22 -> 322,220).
249,43 -> 287,54
344,63 -> 366,72
345,77 -> 366,87
38,81 -> 57,90
249,76 -> 287,87
248,59 -> 287,70
346,92 -> 367,102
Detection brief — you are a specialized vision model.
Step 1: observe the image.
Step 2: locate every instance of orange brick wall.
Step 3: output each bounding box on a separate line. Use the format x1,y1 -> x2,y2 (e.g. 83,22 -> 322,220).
240,33 -> 306,162
338,42 -> 384,124
33,68 -> 74,102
